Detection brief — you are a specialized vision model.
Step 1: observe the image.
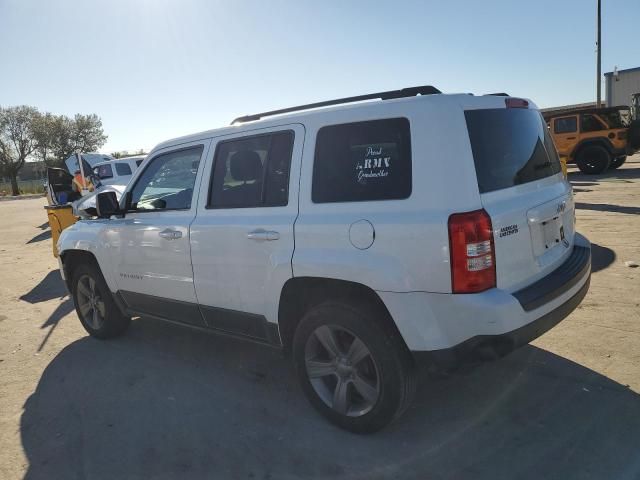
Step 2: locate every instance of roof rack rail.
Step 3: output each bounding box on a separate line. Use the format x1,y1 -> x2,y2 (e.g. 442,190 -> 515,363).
230,85 -> 441,124
486,92 -> 510,96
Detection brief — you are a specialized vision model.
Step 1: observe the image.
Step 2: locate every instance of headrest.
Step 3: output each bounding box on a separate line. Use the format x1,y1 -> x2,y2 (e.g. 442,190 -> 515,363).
230,150 -> 262,181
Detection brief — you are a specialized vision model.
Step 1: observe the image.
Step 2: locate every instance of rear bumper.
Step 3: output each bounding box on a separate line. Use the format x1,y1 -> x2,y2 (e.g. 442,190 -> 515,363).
414,275 -> 590,370
378,233 -> 591,368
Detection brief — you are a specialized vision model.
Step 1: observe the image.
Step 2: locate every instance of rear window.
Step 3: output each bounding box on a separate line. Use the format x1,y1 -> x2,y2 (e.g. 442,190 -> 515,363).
115,162 -> 132,176
312,118 -> 411,203
465,109 -> 562,194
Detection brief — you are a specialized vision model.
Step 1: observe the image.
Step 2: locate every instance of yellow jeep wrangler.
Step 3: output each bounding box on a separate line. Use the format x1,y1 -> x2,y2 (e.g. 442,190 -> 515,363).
543,106 -> 640,174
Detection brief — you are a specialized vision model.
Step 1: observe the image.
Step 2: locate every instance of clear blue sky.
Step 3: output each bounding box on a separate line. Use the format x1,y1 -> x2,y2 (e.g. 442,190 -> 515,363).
1,0 -> 638,153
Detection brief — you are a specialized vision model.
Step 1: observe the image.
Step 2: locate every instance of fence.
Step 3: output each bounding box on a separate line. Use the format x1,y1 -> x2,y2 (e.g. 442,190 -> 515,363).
0,179 -> 46,195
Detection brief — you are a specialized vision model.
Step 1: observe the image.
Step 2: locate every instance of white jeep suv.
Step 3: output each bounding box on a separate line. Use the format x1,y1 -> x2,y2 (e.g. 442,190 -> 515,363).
57,87 -> 591,433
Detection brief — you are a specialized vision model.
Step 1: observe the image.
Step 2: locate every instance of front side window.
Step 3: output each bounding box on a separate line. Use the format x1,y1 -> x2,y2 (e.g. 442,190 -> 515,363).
312,118 -> 412,203
581,114 -> 607,132
553,116 -> 577,134
209,131 -> 294,208
598,110 -> 630,128
130,146 -> 203,211
115,162 -> 132,176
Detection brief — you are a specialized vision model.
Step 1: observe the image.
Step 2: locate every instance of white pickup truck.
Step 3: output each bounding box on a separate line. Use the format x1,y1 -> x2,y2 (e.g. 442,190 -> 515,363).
57,87 -> 591,432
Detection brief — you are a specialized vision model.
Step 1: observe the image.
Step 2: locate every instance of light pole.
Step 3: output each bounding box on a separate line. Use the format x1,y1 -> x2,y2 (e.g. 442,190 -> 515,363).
596,0 -> 602,107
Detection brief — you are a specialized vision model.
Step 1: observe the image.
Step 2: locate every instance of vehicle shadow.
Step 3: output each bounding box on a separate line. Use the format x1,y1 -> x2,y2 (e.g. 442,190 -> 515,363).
20,270 -> 67,304
568,166 -> 640,183
20,318 -> 640,480
19,270 -> 74,351
575,202 -> 640,216
26,230 -> 52,244
590,242 -> 616,273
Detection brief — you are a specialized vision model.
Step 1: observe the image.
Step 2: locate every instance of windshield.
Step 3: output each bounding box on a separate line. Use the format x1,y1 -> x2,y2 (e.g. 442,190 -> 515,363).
465,108 -> 562,193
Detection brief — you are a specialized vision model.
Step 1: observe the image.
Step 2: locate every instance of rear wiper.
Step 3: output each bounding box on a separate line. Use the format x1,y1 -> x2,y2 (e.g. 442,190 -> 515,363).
534,161 -> 552,171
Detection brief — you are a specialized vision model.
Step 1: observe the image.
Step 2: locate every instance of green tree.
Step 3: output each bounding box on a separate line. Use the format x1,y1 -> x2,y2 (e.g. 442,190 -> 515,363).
32,112 -> 58,166
0,106 -> 39,195
50,114 -> 108,166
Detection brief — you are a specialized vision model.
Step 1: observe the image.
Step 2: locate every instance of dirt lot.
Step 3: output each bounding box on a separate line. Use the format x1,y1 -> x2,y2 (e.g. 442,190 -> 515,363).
1,158 -> 639,480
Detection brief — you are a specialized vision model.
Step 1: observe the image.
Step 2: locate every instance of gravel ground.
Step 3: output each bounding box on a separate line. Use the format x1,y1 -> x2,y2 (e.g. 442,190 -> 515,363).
0,157 -> 639,480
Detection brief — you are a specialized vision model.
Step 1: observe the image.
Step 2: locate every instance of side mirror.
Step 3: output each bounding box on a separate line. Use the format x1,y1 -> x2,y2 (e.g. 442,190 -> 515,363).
96,191 -> 121,218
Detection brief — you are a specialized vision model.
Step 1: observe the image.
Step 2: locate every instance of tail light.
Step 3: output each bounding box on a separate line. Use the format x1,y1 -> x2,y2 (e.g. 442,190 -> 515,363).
448,209 -> 496,293
505,97 -> 529,108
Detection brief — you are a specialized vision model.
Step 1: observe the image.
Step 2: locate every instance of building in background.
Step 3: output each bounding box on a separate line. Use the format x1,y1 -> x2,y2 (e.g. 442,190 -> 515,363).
605,66 -> 640,107
540,101 -> 605,117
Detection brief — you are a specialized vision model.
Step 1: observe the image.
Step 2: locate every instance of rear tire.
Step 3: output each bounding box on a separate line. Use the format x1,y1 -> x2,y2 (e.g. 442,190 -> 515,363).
292,300 -> 416,433
71,263 -> 130,339
609,155 -> 626,169
576,145 -> 611,174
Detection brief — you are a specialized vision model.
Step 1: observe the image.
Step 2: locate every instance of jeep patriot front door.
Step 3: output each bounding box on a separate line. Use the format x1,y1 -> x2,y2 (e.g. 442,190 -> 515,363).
109,141 -> 210,326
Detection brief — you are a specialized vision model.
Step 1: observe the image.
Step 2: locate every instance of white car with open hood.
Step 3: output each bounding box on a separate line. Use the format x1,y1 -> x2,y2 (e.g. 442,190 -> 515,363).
56,86 -> 591,433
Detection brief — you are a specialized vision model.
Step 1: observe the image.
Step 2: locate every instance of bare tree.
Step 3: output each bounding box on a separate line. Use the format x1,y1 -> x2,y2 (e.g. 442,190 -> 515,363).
0,106 -> 39,195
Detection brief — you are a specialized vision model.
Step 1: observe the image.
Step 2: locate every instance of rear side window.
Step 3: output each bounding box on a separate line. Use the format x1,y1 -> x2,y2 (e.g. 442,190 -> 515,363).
115,162 -> 132,176
312,118 -> 411,203
95,164 -> 113,179
553,116 -> 577,134
465,109 -> 562,194
136,159 -> 143,167
208,131 -> 294,208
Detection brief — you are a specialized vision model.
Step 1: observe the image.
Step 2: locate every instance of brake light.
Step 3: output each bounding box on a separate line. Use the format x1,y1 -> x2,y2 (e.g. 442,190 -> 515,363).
505,97 -> 529,108
448,209 -> 496,293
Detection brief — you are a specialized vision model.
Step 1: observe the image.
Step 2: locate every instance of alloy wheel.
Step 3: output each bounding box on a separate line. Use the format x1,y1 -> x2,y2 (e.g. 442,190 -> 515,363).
76,274 -> 106,330
304,325 -> 380,417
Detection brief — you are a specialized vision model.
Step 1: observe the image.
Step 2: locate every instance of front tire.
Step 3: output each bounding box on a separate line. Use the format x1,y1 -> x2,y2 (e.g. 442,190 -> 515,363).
609,155 -> 626,169
576,145 -> 611,174
292,301 -> 416,433
71,263 -> 130,339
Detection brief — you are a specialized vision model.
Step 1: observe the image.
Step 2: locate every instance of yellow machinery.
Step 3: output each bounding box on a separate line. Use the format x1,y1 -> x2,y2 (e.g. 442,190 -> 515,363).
559,155 -> 568,177
44,204 -> 77,257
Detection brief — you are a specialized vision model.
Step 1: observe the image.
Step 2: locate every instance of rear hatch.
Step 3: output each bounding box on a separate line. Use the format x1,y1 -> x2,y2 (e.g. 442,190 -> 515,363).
46,167 -> 74,205
465,104 -> 574,292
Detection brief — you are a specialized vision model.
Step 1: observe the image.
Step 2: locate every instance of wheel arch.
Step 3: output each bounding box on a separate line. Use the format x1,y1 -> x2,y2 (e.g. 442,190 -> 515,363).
277,276 -> 410,357
59,249 -> 100,291
571,137 -> 613,159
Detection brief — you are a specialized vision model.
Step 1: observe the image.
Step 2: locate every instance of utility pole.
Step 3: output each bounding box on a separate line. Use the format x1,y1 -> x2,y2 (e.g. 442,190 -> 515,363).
596,0 -> 602,107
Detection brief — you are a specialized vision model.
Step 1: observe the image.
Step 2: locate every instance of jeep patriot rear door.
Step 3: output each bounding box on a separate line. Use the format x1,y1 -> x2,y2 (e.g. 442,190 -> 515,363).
190,125 -> 304,340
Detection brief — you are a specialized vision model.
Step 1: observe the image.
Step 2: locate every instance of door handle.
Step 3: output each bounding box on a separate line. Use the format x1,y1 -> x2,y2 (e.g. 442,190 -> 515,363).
247,229 -> 280,241
158,228 -> 183,240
